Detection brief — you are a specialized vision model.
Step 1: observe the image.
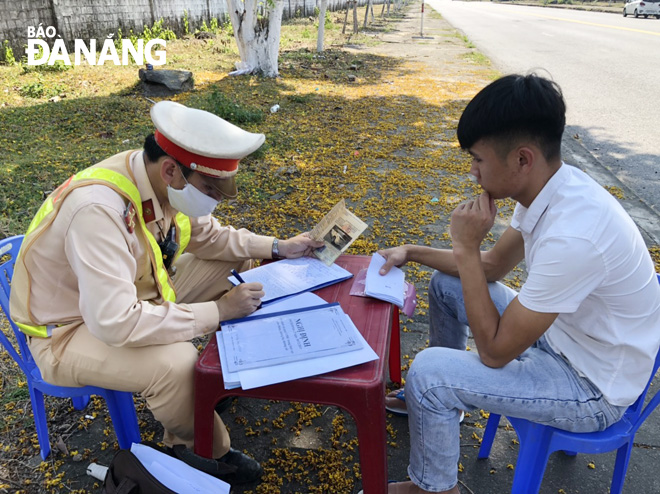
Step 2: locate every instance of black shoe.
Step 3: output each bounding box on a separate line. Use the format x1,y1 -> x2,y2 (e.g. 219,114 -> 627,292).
216,448 -> 263,484
169,445 -> 262,484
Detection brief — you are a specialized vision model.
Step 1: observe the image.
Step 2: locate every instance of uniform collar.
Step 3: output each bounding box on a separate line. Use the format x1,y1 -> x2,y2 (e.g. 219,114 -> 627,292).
130,150 -> 165,225
512,163 -> 569,234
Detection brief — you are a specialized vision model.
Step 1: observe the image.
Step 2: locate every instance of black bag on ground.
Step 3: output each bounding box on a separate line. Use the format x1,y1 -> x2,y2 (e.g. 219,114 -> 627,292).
103,448 -> 177,494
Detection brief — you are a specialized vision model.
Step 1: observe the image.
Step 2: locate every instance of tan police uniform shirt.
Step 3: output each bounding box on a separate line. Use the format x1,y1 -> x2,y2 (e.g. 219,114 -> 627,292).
19,150 -> 273,347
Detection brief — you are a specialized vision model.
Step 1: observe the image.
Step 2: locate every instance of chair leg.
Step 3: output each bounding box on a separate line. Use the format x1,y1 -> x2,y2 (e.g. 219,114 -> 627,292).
71,395 -> 91,411
28,385 -> 51,461
609,441 -> 634,494
104,391 -> 140,449
478,413 -> 501,459
509,423 -> 553,494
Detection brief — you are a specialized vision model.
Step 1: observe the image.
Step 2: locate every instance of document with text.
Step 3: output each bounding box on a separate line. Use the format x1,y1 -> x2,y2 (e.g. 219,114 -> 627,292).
227,257 -> 352,305
310,199 -> 368,265
221,303 -> 363,373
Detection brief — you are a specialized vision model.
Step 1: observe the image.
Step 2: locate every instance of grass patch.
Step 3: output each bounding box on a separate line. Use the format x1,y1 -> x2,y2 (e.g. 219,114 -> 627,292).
205,90 -> 265,124
465,51 -> 491,65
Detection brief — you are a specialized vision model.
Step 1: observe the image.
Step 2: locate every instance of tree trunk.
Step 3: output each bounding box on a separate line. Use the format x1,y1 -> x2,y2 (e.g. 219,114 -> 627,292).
317,0 -> 328,52
227,0 -> 285,77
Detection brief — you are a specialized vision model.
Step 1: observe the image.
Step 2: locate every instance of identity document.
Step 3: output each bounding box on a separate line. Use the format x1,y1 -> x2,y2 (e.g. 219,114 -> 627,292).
221,303 -> 363,373
310,199 -> 368,265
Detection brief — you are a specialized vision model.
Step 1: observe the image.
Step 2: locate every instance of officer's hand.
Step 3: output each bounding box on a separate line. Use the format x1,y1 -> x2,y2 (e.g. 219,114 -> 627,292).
278,232 -> 325,259
377,246 -> 409,275
215,282 -> 265,322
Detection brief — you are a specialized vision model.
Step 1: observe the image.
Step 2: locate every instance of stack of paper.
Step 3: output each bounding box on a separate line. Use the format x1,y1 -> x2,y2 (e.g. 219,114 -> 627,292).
217,293 -> 378,390
350,253 -> 417,317
228,257 -> 352,305
365,253 -> 405,306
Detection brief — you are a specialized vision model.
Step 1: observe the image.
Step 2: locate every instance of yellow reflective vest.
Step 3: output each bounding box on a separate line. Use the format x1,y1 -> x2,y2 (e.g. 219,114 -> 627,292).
14,152 -> 191,338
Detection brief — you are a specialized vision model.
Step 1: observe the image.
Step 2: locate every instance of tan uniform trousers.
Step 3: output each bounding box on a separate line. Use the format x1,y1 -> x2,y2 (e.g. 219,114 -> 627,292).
29,253 -> 251,459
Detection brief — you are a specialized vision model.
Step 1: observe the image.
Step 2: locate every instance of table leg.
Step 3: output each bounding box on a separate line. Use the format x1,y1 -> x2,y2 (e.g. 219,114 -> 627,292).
348,390 -> 389,493
388,307 -> 402,384
194,374 -> 219,458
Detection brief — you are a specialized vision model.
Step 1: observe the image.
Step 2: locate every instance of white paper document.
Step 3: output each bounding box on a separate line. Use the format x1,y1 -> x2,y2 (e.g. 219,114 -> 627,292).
215,294 -> 378,390
227,257 -> 352,304
216,293 -> 329,389
130,443 -> 230,494
222,303 -> 363,372
365,253 -> 406,307
237,314 -> 378,390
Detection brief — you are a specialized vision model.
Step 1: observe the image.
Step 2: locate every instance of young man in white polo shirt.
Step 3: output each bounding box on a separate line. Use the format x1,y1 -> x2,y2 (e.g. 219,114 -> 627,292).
376,74 -> 660,494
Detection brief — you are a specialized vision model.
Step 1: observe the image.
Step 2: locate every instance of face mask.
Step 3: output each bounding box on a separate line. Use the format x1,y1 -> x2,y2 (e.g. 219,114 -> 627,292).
167,173 -> 219,217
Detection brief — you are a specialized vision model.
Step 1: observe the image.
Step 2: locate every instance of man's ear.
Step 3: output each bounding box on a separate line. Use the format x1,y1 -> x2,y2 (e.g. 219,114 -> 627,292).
160,157 -> 179,185
516,146 -> 536,174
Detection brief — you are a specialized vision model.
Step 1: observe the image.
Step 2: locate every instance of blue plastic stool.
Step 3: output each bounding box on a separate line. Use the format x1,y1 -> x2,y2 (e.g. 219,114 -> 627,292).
478,274 -> 660,494
0,235 -> 141,460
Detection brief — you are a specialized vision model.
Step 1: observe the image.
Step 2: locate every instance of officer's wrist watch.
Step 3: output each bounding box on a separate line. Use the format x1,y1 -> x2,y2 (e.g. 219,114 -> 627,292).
272,238 -> 283,259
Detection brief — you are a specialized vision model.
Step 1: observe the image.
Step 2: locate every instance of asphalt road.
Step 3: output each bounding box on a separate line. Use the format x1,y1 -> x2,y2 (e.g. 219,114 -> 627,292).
426,0 -> 660,213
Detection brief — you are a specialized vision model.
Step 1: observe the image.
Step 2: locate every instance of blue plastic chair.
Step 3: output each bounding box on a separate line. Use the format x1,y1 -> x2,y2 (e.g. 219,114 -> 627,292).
0,235 -> 141,460
478,274 -> 660,494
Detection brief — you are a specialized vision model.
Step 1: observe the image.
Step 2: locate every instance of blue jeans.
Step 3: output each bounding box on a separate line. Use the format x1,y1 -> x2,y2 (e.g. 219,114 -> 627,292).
406,271 -> 627,492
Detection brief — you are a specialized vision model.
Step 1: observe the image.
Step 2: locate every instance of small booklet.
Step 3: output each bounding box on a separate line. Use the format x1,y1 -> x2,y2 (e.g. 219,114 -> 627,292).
350,253 -> 417,317
228,257 -> 352,306
221,303 -> 363,373
310,199 -> 368,265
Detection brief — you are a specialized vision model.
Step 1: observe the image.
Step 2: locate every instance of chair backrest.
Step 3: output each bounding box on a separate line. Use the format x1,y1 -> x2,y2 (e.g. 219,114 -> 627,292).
624,273 -> 660,430
0,235 -> 34,377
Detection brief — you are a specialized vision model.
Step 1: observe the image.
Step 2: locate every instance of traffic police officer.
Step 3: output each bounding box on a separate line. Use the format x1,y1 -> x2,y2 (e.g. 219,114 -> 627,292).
10,101 -> 322,483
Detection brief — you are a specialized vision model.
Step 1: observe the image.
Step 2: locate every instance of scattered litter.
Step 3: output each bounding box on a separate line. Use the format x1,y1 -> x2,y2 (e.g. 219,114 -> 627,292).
56,436 -> 69,455
343,165 -> 347,174
86,463 -> 109,481
229,62 -> 253,76
84,414 -> 95,420
270,104 -> 280,113
122,139 -> 130,144
430,197 -> 439,203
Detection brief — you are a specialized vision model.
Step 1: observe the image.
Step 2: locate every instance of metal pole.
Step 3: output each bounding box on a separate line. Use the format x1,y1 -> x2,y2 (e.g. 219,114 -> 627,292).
420,0 -> 425,37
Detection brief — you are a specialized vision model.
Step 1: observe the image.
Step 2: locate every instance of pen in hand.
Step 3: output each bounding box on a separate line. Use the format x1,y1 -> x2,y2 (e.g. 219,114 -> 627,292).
231,269 -> 263,310
231,269 -> 247,284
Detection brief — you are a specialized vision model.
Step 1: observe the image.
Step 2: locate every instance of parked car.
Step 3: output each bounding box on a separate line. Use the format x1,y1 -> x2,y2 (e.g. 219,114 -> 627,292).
623,0 -> 660,18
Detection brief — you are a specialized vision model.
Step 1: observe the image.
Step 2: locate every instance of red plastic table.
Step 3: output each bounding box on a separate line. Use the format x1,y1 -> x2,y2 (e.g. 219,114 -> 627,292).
194,254 -> 401,493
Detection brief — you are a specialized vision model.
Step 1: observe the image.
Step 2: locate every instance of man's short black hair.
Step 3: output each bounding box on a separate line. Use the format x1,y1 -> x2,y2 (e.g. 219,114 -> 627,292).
143,133 -> 192,178
456,74 -> 566,161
